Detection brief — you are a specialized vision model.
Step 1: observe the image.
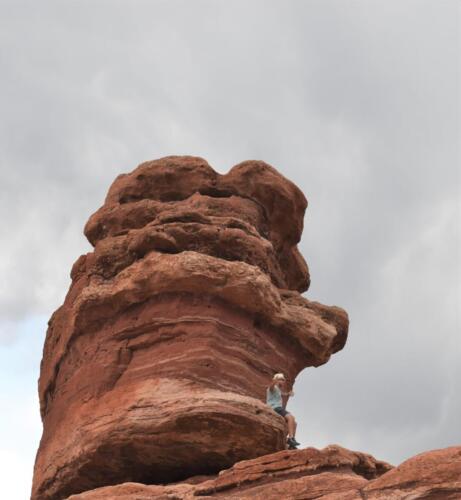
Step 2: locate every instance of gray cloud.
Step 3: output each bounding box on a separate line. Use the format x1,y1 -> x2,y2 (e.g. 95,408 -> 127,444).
0,0 -> 459,469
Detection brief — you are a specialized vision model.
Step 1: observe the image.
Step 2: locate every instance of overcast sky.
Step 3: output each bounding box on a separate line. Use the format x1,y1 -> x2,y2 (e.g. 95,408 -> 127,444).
0,1 -> 459,498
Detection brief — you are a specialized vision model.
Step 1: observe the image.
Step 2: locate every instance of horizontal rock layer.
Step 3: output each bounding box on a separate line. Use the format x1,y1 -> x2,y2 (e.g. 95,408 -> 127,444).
68,444 -> 392,499
39,251 -> 348,422
68,445 -> 461,500
84,156 -> 310,292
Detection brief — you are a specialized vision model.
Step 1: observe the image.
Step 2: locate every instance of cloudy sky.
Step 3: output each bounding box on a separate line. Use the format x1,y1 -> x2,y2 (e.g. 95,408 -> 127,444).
0,1 -> 459,498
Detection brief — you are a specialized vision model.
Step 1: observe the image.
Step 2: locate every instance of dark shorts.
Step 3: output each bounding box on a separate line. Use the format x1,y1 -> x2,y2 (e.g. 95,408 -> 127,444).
273,407 -> 290,417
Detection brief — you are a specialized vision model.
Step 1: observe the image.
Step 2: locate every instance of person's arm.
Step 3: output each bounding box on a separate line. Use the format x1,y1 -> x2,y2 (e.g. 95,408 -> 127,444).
280,387 -> 294,410
268,380 -> 277,391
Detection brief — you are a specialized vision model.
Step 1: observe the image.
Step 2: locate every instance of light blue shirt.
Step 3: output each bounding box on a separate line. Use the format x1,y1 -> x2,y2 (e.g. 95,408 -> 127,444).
266,385 -> 283,409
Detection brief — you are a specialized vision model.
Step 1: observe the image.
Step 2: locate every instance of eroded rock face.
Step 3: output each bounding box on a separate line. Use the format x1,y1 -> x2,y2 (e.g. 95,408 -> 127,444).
362,445 -> 461,499
32,157 -> 349,499
67,445 -> 393,499
67,445 -> 461,500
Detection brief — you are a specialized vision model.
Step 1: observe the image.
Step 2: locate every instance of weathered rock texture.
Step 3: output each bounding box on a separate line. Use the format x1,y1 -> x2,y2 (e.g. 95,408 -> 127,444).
68,445 -> 461,500
361,445 -> 461,499
32,157 -> 349,499
67,445 -> 393,499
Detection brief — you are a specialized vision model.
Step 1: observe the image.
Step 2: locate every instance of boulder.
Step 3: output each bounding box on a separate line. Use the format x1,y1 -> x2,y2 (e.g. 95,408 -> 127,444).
32,157 -> 348,499
362,445 -> 461,499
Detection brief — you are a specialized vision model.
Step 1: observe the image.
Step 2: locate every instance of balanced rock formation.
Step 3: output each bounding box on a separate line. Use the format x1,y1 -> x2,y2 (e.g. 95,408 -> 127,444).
32,157 -> 349,499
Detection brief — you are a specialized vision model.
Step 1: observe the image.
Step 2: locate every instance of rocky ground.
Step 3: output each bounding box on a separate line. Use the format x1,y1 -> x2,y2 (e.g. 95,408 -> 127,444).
69,445 -> 461,500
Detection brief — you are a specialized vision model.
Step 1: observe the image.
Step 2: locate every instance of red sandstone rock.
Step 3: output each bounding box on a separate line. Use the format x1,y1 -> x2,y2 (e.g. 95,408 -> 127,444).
32,157 -> 349,499
84,156 -> 309,292
362,445 -> 461,499
67,445 -> 461,499
32,156 -> 458,500
67,445 -> 392,499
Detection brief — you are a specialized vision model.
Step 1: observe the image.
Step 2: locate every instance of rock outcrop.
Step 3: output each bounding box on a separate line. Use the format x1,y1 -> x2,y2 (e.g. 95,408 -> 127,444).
361,445 -> 461,499
32,157 -> 349,499
32,156 -> 459,500
67,445 -> 393,499
67,445 -> 461,499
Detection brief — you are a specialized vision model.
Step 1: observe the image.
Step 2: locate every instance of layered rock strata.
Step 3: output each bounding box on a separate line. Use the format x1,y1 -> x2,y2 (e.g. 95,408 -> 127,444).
68,444 -> 461,500
32,157 -> 349,499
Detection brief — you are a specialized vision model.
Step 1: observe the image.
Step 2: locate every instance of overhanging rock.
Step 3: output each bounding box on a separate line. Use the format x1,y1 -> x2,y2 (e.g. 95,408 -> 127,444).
32,156 -> 348,499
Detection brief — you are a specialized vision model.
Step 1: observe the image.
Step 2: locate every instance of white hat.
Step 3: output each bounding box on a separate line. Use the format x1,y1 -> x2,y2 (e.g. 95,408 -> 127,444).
273,373 -> 286,381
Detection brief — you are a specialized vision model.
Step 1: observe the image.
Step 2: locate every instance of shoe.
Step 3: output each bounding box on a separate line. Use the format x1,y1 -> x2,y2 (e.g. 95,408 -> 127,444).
287,437 -> 298,449
291,438 -> 301,446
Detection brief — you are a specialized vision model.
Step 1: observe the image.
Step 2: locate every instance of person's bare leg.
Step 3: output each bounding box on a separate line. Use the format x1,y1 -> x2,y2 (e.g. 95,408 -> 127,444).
294,419 -> 297,438
284,416 -> 290,438
286,415 -> 295,438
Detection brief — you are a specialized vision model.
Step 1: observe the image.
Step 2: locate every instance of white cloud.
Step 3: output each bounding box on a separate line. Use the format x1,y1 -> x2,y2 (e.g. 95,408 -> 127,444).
0,316 -> 44,498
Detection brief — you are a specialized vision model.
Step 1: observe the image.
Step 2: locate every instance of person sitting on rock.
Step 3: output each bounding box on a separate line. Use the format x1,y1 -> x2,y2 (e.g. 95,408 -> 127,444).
266,373 -> 300,449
